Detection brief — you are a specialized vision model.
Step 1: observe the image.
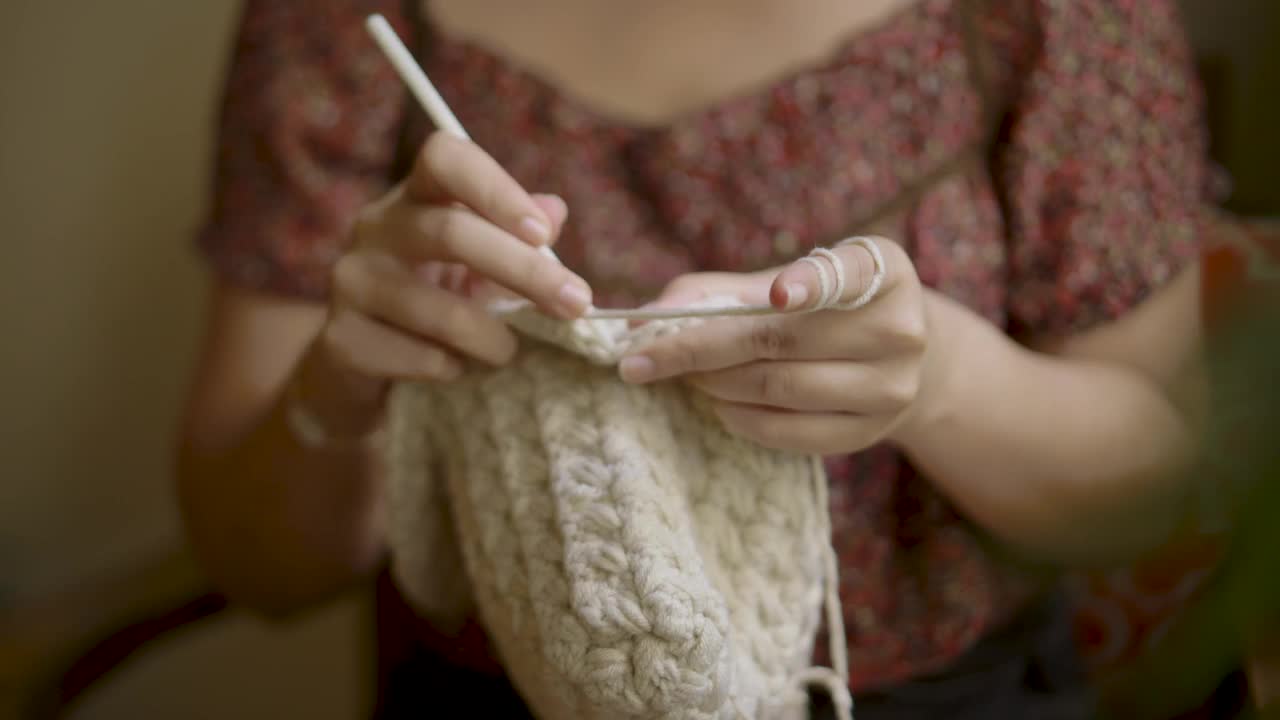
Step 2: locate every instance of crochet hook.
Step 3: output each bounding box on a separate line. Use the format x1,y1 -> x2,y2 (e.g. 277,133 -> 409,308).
365,13 -> 561,265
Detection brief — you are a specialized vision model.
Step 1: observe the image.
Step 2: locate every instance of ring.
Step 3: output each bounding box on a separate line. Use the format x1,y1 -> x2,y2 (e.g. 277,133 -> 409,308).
797,236 -> 886,311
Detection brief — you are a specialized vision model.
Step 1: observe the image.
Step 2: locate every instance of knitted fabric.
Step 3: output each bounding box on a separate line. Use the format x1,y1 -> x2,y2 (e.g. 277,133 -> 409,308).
385,298 -> 852,719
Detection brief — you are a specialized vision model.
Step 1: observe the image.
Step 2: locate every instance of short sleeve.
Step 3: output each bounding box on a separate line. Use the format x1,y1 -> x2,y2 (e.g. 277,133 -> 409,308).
195,1 -> 412,299
997,0 -> 1214,336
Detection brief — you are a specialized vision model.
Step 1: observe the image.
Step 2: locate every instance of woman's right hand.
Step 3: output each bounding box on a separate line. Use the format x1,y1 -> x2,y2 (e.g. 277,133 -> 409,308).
321,132 -> 593,385
284,133 -> 593,441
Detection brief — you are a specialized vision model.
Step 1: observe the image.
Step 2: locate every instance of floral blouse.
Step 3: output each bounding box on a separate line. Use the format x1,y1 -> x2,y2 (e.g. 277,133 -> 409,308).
197,0 -> 1213,691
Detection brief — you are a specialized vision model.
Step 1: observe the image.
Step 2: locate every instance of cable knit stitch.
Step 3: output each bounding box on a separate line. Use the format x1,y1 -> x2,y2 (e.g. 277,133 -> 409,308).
385,298 -> 851,719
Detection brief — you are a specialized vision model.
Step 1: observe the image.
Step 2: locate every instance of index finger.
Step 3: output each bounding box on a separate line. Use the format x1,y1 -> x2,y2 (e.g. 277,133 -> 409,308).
770,237 -> 899,311
619,315 -> 802,384
406,131 -> 556,247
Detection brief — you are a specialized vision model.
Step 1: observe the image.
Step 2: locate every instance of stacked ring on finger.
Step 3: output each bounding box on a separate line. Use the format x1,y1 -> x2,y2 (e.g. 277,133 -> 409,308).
796,236 -> 887,312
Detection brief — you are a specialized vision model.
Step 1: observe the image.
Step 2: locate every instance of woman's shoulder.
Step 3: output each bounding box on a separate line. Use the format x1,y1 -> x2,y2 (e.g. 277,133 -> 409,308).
197,0 -> 415,300
969,0 -> 1197,106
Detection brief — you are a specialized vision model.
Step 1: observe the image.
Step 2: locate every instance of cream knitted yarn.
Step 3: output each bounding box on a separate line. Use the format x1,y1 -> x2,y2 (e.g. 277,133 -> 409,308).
385,297 -> 853,720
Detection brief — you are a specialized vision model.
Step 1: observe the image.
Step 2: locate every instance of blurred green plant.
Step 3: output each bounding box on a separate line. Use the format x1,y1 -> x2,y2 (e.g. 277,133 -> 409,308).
1099,292 -> 1280,719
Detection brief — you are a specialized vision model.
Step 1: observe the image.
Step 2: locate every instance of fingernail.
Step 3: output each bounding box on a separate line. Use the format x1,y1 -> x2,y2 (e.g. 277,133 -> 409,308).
540,194 -> 568,221
557,281 -> 593,316
521,216 -> 552,245
619,355 -> 654,384
783,283 -> 809,310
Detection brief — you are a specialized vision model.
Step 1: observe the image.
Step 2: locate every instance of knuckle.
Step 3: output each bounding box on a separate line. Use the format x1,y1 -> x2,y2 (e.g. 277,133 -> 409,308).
749,321 -> 794,359
756,365 -> 793,405
429,207 -> 466,256
890,311 -> 928,352
321,312 -> 362,370
882,371 -> 920,408
419,131 -> 455,174
330,249 -> 384,304
872,306 -> 926,352
331,253 -> 369,300
665,335 -> 701,374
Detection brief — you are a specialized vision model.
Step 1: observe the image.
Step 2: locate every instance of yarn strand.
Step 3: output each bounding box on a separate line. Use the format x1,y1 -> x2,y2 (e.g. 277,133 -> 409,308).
814,453 -> 854,720
788,454 -> 854,720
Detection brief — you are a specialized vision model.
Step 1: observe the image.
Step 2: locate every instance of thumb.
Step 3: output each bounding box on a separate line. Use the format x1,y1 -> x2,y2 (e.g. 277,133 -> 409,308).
770,240 -> 889,311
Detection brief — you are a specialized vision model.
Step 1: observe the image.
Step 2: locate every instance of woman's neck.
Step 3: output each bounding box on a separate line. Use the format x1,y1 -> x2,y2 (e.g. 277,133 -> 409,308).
426,0 -> 921,126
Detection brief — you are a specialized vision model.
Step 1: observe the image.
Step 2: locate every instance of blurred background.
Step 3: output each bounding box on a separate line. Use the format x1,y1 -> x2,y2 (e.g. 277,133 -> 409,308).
0,3 -> 369,719
0,1 -> 1275,719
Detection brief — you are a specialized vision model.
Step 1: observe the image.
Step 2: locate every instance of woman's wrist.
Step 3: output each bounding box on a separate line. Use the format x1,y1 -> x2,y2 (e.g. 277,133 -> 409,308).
284,340 -> 389,449
887,291 -> 1006,453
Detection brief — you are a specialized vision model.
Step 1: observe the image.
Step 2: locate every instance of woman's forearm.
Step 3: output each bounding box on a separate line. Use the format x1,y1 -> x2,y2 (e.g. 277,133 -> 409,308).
892,292 -> 1198,566
177,345 -> 389,617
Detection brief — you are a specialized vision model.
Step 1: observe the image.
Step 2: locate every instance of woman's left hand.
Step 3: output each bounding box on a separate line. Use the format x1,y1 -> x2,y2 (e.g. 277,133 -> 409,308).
618,238 -> 937,455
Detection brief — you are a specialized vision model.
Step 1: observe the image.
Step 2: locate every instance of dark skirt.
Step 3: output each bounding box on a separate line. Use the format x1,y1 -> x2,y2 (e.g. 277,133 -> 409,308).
375,591 -> 1095,720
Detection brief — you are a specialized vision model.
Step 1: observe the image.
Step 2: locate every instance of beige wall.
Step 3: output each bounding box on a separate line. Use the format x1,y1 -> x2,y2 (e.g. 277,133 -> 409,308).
0,0 -> 221,599
0,2 -> 364,718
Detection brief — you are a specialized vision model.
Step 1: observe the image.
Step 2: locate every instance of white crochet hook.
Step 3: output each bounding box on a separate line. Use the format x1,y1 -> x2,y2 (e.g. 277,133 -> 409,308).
365,13 -> 560,267
365,14 -> 786,321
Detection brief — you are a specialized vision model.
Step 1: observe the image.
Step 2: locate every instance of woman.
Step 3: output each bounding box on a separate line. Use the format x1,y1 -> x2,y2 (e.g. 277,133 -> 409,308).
177,0 -> 1215,717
